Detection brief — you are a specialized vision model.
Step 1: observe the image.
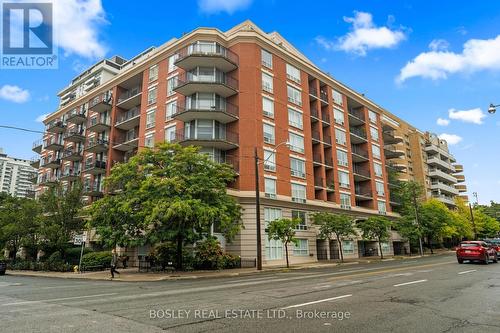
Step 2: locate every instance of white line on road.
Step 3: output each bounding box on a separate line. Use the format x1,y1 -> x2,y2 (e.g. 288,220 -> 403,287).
393,279 -> 428,287
281,294 -> 352,309
1,293 -> 118,306
458,270 -> 477,275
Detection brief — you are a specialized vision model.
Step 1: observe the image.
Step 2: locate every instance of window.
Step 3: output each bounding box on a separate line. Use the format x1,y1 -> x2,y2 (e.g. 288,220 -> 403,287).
294,239 -> 308,256
291,183 -> 306,203
146,109 -> 156,129
342,240 -> 354,254
340,193 -> 351,209
381,242 -> 390,253
166,101 -> 176,120
261,49 -> 273,68
263,149 -> 276,172
332,89 -> 343,106
286,64 -> 301,83
289,132 -> 304,153
165,125 -> 176,142
149,65 -> 158,82
263,123 -> 275,144
262,97 -> 274,118
168,54 -> 179,73
167,76 -> 176,96
288,108 -> 303,129
370,127 -> 379,141
145,133 -> 154,148
338,170 -> 350,188
372,144 -> 381,159
290,157 -> 306,178
287,85 -> 302,106
374,162 -> 383,177
376,181 -> 385,196
334,108 -> 344,125
369,110 -> 377,124
264,178 -> 276,198
337,150 -> 348,167
292,210 -> 307,230
335,128 -> 346,145
264,207 -> 283,260
262,72 -> 273,93
147,87 -> 157,105
378,201 -> 387,214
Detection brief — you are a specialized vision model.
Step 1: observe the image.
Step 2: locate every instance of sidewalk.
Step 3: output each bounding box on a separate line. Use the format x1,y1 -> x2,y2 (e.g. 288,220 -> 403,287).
7,250 -> 453,282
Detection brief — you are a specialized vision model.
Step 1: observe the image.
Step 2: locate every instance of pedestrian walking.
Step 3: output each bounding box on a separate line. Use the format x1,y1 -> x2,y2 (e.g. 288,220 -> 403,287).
110,248 -> 120,279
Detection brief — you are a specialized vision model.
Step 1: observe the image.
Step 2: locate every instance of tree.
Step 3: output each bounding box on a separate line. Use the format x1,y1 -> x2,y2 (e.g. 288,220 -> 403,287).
453,198 -> 499,240
419,199 -> 451,253
88,143 -> 242,270
312,212 -> 357,262
357,216 -> 392,259
267,218 -> 299,268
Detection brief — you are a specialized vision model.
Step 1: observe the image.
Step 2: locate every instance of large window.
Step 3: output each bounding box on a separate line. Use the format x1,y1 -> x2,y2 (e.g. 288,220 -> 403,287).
292,210 -> 307,230
340,193 -> 351,208
334,108 -> 344,125
376,181 -> 385,196
147,87 -> 157,105
264,178 -> 276,198
338,170 -> 350,188
291,183 -> 306,203
166,101 -> 176,120
337,150 -> 349,167
288,108 -> 303,129
286,64 -> 301,83
335,128 -> 347,145
263,97 -> 274,118
294,239 -> 309,256
374,162 -> 383,177
145,132 -> 155,148
370,126 -> 379,141
167,76 -> 176,96
369,110 -> 377,124
165,125 -> 176,142
342,240 -> 354,254
264,207 -> 283,260
289,132 -> 305,153
263,123 -> 275,144
263,149 -> 276,172
262,72 -> 273,93
287,85 -> 302,106
149,65 -> 158,82
261,49 -> 273,69
146,109 -> 156,129
168,54 -> 179,72
290,157 -> 306,178
332,89 -> 343,106
372,144 -> 381,159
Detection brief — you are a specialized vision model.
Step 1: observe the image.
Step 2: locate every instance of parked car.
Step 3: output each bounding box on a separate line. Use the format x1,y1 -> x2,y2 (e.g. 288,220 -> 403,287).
483,239 -> 500,257
456,241 -> 498,264
0,259 -> 6,275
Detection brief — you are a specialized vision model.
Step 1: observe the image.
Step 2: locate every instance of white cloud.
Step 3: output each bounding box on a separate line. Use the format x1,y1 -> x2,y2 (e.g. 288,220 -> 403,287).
36,114 -> 49,123
397,35 -> 500,82
316,11 -> 406,56
429,39 -> 449,51
448,108 -> 486,125
436,118 -> 450,126
438,133 -> 463,145
0,85 -> 30,103
198,0 -> 252,14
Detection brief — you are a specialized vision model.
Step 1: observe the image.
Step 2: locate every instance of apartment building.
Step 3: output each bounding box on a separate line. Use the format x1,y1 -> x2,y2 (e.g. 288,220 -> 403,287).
0,149 -> 37,198
31,21 -> 435,266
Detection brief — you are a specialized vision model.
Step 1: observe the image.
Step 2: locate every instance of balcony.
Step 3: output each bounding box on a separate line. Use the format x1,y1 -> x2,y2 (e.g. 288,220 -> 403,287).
348,108 -> 365,126
455,184 -> 467,193
428,168 -> 457,184
351,145 -> 369,162
383,130 -> 404,144
32,140 -> 43,154
42,157 -> 61,169
174,71 -> 238,98
44,137 -> 64,151
115,107 -> 140,130
61,148 -> 83,161
46,120 -> 66,134
84,160 -> 107,175
87,117 -> 111,133
455,174 -> 465,183
453,164 -> 464,173
353,166 -> 371,181
175,43 -> 238,72
30,157 -> 40,168
85,138 -> 109,153
427,157 -> 455,172
112,132 -> 139,152
431,182 -> 459,196
60,169 -> 81,181
172,128 -> 239,151
433,194 -> 456,206
116,86 -> 142,109
310,108 -> 320,121
83,181 -> 104,197
66,109 -> 87,124
63,129 -> 85,143
384,145 -> 405,159
39,175 -> 58,186
355,188 -> 373,201
386,162 -> 407,172
172,101 -> 239,124
349,127 -> 368,144
88,94 -> 112,113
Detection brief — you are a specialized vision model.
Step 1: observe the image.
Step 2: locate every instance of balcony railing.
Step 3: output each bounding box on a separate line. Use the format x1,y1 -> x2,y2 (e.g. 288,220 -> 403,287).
172,128 -> 239,150
86,138 -> 109,153
84,160 -> 107,172
115,107 -> 140,125
351,145 -> 369,159
353,166 -> 371,178
117,86 -> 141,104
66,108 -> 87,124
348,108 -> 366,123
349,127 -> 367,140
46,120 -> 66,133
173,71 -> 238,97
83,181 -> 104,196
175,43 -> 238,71
172,100 -> 239,124
61,148 -> 83,161
88,93 -> 112,113
32,139 -> 43,153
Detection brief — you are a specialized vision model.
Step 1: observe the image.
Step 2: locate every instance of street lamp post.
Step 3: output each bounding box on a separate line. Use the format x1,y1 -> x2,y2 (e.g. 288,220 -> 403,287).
254,141 -> 290,271
469,192 -> 478,240
487,103 -> 499,114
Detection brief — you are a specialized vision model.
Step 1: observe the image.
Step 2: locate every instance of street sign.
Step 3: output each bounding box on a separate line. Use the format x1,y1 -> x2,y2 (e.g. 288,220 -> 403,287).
73,234 -> 86,245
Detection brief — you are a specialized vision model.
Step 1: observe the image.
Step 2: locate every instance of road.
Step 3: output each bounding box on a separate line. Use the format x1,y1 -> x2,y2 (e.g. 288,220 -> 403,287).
1,254 -> 499,333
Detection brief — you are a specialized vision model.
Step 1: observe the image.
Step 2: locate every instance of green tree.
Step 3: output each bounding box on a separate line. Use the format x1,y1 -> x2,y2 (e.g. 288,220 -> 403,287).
267,218 -> 299,268
312,212 -> 357,262
453,198 -> 499,240
88,143 -> 242,270
357,216 -> 392,259
419,199 -> 451,253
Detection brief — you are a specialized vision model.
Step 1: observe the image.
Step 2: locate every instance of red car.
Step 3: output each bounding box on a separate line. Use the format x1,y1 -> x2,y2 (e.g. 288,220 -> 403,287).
456,241 -> 498,264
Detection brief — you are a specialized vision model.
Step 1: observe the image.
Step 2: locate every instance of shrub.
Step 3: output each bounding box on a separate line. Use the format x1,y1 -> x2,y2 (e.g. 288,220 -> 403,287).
65,247 -> 93,265
47,251 -> 62,263
149,242 -> 177,268
222,254 -> 240,269
81,251 -> 112,268
194,237 -> 225,270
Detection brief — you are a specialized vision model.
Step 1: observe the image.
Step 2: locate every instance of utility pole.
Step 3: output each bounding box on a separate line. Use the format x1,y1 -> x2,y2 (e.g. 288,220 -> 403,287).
412,187 -> 424,256
254,147 -> 262,271
469,203 -> 477,240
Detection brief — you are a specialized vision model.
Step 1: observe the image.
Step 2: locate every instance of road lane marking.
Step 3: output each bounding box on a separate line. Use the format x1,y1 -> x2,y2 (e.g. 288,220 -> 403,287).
458,270 -> 477,275
281,294 -> 352,309
1,293 -> 118,306
393,279 -> 428,287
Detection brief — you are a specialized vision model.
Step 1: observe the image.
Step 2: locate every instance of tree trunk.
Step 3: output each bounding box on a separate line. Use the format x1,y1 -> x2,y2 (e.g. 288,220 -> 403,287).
285,241 -> 289,268
428,235 -> 434,254
378,238 -> 384,260
176,233 -> 183,270
337,235 -> 344,262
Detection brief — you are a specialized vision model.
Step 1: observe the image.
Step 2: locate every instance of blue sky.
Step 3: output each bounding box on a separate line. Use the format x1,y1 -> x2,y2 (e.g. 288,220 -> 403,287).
1,0 -> 499,203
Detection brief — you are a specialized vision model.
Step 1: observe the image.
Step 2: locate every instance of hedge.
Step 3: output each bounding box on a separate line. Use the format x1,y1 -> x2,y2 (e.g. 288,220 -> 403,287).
81,251 -> 112,268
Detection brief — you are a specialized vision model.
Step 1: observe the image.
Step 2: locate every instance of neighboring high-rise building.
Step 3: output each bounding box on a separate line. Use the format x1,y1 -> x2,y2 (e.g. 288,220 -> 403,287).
32,21 -> 468,265
0,149 -> 37,198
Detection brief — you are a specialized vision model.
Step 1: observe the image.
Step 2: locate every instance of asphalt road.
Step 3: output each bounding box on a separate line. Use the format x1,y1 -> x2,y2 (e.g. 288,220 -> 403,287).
1,254 -> 499,333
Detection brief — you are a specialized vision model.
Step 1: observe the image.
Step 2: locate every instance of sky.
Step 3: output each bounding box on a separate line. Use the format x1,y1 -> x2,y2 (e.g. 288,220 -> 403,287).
0,0 -> 499,204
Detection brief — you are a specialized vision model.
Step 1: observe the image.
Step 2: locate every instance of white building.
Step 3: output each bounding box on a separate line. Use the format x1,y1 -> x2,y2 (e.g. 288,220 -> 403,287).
0,149 -> 37,198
